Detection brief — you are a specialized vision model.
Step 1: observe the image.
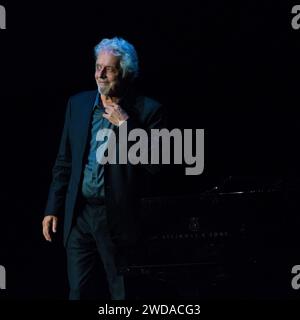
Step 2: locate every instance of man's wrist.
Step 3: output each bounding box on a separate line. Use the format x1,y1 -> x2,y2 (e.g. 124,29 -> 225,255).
118,115 -> 129,126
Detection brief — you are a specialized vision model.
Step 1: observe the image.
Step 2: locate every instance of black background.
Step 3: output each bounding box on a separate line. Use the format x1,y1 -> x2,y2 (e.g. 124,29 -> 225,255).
0,0 -> 298,299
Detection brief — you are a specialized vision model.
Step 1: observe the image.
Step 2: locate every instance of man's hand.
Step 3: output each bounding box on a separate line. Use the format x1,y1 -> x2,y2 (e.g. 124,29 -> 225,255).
42,215 -> 58,242
101,95 -> 129,126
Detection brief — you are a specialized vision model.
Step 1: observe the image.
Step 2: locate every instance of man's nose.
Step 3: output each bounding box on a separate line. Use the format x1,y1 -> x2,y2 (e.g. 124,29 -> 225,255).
99,67 -> 106,79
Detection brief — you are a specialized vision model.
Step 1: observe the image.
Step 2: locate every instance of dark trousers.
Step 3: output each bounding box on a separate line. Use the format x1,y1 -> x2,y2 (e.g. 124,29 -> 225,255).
66,201 -> 125,300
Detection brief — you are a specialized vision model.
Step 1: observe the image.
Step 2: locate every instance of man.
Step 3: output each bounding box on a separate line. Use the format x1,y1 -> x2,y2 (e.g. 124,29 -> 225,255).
42,37 -> 164,299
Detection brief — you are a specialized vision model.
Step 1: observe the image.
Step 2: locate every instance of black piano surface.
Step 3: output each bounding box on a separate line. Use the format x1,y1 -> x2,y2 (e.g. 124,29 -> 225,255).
123,176 -> 299,299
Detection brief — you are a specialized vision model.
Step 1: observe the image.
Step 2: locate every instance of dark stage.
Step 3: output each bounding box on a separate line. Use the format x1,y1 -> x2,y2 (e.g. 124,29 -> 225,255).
0,0 -> 299,302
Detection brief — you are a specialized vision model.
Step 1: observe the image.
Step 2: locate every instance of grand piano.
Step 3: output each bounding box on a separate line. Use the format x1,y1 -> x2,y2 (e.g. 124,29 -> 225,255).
122,176 -> 293,298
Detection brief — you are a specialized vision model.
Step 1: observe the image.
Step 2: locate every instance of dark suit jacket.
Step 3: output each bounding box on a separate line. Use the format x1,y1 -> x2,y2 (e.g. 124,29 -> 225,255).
44,89 -> 164,247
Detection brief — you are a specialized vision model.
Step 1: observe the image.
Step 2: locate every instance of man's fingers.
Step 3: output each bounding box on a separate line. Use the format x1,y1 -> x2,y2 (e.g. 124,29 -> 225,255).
42,216 -> 57,242
103,113 -> 118,126
103,112 -> 115,121
110,102 -> 119,109
102,106 -> 124,126
104,105 -> 114,112
43,221 -> 51,242
52,218 -> 57,233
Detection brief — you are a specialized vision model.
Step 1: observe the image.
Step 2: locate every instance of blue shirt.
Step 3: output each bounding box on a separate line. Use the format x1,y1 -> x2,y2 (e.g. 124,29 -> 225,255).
81,93 -> 114,199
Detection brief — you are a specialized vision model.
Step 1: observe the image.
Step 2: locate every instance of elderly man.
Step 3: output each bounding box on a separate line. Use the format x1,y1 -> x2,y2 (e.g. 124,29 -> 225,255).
42,37 -> 164,299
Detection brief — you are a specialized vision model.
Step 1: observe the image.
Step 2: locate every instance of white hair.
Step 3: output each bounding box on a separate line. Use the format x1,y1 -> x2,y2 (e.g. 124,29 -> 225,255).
94,37 -> 139,80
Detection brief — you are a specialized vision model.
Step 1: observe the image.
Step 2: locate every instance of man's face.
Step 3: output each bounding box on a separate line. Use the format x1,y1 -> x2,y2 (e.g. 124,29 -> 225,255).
95,51 -> 122,96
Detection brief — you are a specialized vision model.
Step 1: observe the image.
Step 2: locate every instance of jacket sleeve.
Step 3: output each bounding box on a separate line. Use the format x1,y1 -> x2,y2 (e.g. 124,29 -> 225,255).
44,98 -> 72,216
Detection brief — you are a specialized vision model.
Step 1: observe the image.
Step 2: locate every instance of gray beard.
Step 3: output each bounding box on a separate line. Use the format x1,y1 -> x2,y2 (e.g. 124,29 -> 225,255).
97,84 -> 111,96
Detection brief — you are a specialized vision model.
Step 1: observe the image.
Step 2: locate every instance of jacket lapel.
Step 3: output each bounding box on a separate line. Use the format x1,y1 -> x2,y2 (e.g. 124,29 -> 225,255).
78,90 -> 98,166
